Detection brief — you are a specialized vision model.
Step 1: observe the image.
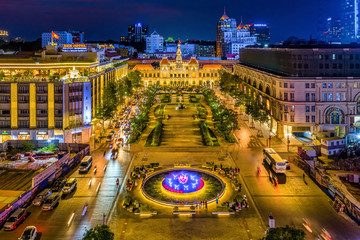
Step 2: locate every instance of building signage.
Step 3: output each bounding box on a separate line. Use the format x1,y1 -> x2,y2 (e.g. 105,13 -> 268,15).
37,131 -> 48,135
0,130 -> 9,135
253,24 -> 267,27
18,131 -> 30,135
62,44 -> 87,52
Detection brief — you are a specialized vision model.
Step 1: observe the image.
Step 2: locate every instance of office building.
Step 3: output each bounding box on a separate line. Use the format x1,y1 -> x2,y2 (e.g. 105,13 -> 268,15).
249,24 -> 270,47
128,23 -> 149,42
146,31 -> 164,53
41,31 -> 73,48
235,46 -> 360,140
195,45 -> 215,57
0,45 -> 128,143
324,18 -> 343,44
216,10 -> 256,58
0,30 -> 9,42
69,31 -> 85,44
342,0 -> 360,43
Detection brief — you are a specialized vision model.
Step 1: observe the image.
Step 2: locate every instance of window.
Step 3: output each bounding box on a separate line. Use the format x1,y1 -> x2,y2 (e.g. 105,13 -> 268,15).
298,64 -> 302,69
284,105 -> 288,112
311,93 -> 315,102
325,64 -> 329,69
341,92 -> 346,101
311,83 -> 315,88
18,85 -> 29,94
19,120 -> 29,128
336,82 -> 341,88
306,93 -> 310,101
332,54 -> 336,60
290,93 -> 294,101
284,83 -> 288,88
306,116 -> 310,122
354,83 -> 358,88
323,83 -> 327,88
319,63 -> 323,69
305,106 -> 310,112
328,83 -> 333,88
305,83 -> 310,88
290,115 -> 295,122
322,93 -> 327,101
304,64 -> 309,69
350,64 -> 354,69
336,92 -> 341,101
19,109 -> 29,115
290,105 -> 295,112
328,93 -> 333,101
284,93 -> 288,101
37,120 -> 48,128
290,83 -> 294,88
312,116 -> 315,122
311,106 -> 315,112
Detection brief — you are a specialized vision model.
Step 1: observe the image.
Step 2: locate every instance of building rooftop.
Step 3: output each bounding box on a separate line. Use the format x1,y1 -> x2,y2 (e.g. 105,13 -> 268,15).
202,64 -> 224,70
133,64 -> 154,70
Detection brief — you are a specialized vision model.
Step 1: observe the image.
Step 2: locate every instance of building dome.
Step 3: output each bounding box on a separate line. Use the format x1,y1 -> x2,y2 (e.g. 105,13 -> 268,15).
237,18 -> 249,30
220,13 -> 229,20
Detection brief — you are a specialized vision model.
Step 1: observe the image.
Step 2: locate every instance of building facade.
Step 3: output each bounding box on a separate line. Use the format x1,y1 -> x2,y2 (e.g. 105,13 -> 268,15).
41,31 -> 73,48
69,30 -> 85,44
324,18 -> 343,44
249,24 -> 270,47
0,30 -> 9,43
235,46 -> 360,140
0,46 -> 128,143
196,44 -> 215,57
146,31 -> 164,53
134,44 -> 223,87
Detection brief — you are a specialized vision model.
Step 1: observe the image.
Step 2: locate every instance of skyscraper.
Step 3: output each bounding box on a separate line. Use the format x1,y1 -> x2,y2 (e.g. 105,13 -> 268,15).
249,24 -> 270,47
41,31 -> 73,48
324,18 -> 343,44
342,0 -> 360,43
216,9 -> 237,58
128,23 -> 149,42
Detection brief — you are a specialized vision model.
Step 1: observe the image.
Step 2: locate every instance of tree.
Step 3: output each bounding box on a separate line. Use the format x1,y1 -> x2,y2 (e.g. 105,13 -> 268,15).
82,225 -> 114,240
262,226 -> 305,240
21,141 -> 35,152
128,70 -> 143,89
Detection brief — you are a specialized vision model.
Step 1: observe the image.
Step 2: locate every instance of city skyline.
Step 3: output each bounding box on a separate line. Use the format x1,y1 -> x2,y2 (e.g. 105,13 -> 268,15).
1,0 -> 339,43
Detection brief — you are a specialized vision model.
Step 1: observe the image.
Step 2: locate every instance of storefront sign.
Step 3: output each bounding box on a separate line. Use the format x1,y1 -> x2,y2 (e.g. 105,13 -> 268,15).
18,131 -> 30,135
37,131 -> 48,135
0,130 -> 9,135
62,44 -> 87,52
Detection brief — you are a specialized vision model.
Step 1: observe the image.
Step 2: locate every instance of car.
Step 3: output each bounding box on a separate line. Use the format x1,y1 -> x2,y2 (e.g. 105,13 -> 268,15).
4,208 -> 27,231
42,193 -> 60,211
51,178 -> 67,192
19,226 -> 37,240
78,156 -> 93,174
62,178 -> 77,194
32,189 -> 52,206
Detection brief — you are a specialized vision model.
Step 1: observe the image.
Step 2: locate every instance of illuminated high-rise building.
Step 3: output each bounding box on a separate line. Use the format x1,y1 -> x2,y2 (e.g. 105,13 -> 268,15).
342,0 -> 360,43
0,30 -> 9,43
216,9 -> 256,58
249,24 -> 270,47
324,18 -> 343,44
146,31 -> 164,53
128,23 -> 149,42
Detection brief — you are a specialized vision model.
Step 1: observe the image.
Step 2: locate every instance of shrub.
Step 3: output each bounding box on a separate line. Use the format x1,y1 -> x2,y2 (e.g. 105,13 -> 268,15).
21,141 -> 35,152
190,206 -> 195,211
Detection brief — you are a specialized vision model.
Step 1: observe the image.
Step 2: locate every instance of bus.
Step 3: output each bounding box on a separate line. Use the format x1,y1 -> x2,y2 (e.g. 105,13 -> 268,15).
263,148 -> 287,174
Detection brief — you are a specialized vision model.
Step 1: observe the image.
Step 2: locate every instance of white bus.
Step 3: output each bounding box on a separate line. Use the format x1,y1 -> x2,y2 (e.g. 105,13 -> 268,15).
263,148 -> 287,174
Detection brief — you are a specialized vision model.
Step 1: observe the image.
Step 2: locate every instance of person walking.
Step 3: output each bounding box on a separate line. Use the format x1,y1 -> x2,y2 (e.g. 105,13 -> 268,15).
205,201 -> 208,210
216,197 -> 219,205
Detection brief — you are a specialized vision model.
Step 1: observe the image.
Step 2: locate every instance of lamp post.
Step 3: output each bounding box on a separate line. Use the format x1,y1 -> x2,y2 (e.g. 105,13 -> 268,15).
286,133 -> 291,152
268,132 -> 273,147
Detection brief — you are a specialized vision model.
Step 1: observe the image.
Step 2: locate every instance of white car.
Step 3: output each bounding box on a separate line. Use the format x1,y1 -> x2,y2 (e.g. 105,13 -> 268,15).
19,226 -> 37,240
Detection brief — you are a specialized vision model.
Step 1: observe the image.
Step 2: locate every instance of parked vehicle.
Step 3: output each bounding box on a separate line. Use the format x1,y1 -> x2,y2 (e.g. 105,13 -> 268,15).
19,226 -> 37,240
51,178 -> 67,192
4,208 -> 27,231
78,156 -> 93,174
284,160 -> 290,170
62,178 -> 77,194
32,189 -> 52,206
42,193 -> 60,211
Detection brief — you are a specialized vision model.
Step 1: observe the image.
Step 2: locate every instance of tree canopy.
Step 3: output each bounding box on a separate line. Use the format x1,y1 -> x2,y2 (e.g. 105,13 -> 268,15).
262,226 -> 306,240
82,225 -> 114,240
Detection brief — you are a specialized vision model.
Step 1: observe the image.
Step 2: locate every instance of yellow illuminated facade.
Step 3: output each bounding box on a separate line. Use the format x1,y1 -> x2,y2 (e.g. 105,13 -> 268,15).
133,44 -> 223,87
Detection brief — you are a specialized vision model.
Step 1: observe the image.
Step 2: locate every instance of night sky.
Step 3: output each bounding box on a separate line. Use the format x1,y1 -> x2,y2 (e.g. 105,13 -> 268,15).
1,0 -> 340,43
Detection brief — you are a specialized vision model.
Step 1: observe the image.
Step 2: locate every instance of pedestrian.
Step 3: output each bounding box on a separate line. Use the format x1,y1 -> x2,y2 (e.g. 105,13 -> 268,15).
199,202 -> 202,209
196,203 -> 198,210
303,173 -> 305,179
216,197 -> 219,205
205,201 -> 208,209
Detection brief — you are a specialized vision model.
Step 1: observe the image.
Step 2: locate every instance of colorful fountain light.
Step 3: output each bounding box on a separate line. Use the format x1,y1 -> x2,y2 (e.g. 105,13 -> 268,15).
162,170 -> 204,193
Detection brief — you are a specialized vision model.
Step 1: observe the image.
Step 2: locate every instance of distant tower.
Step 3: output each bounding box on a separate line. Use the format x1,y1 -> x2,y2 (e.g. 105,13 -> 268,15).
176,42 -> 183,68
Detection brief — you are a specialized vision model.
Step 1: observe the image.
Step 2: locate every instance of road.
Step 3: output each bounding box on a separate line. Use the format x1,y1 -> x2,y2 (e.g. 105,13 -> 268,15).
230,114 -> 360,240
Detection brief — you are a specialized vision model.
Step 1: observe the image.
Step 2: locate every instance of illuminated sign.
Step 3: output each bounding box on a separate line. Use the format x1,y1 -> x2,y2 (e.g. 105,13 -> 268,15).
1,130 -> 9,135
62,44 -> 87,52
37,131 -> 48,135
253,24 -> 267,27
19,131 -> 30,135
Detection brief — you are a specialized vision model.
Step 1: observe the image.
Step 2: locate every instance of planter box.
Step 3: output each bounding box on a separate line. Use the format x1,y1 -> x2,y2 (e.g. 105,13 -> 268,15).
135,211 -> 157,216
212,211 -> 235,215
173,211 -> 196,215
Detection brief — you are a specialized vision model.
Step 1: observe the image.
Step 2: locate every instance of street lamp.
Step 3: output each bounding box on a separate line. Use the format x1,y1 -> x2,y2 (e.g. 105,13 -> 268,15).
285,133 -> 291,152
268,132 -> 273,147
